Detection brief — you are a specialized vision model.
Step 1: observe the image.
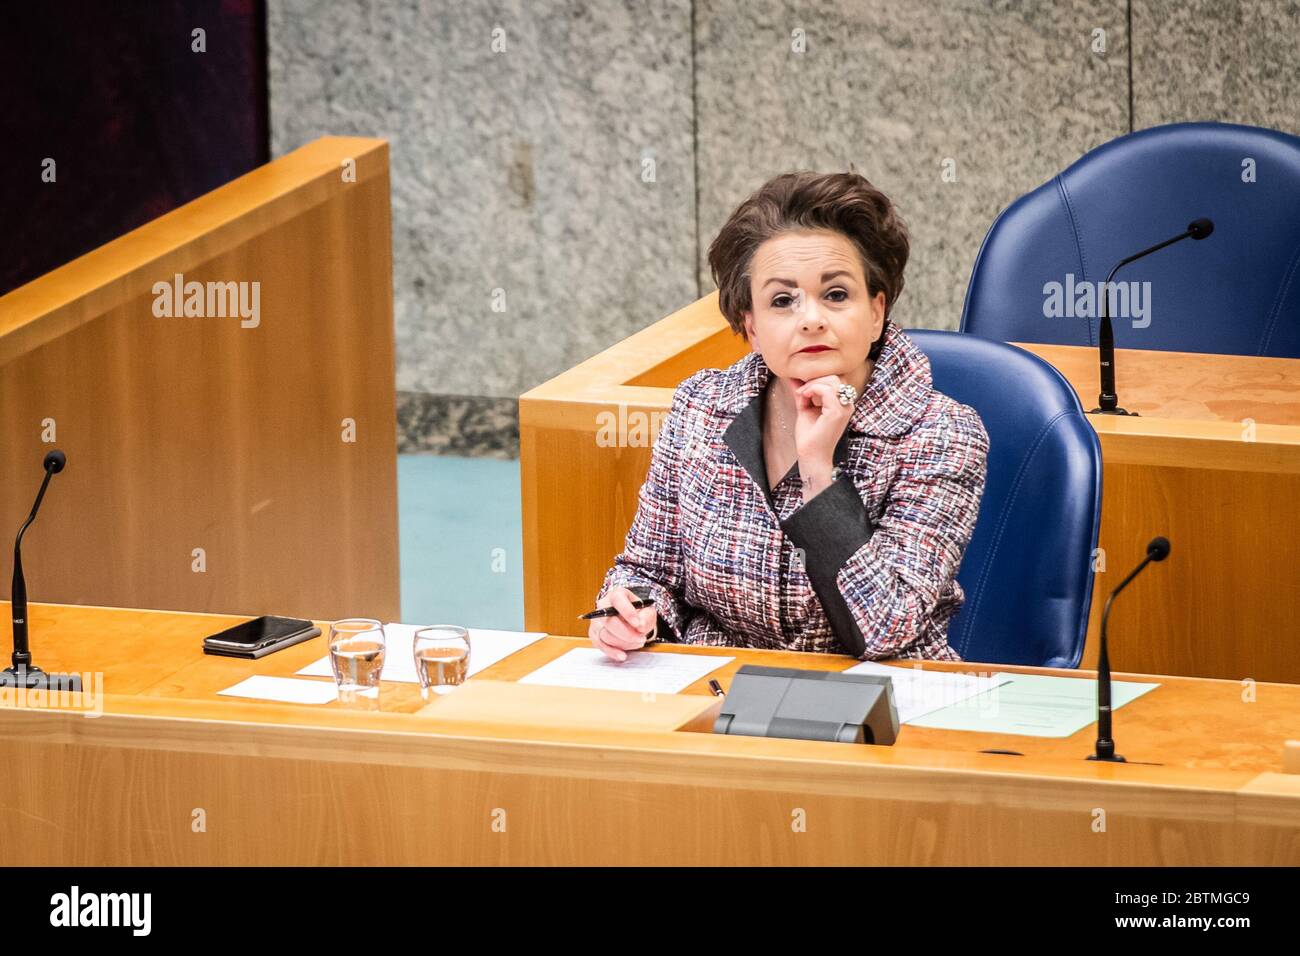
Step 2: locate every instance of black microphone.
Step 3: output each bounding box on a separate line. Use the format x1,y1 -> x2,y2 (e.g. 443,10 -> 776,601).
1092,218 -> 1214,416
1087,536 -> 1170,762
1,449 -> 82,691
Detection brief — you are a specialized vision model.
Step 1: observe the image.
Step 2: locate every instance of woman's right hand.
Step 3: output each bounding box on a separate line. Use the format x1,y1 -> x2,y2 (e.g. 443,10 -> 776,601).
589,587 -> 656,662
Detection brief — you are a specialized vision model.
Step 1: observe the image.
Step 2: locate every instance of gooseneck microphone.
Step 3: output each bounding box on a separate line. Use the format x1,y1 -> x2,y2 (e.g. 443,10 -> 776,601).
1093,217 -> 1214,416
2,449 -> 82,691
1087,536 -> 1170,762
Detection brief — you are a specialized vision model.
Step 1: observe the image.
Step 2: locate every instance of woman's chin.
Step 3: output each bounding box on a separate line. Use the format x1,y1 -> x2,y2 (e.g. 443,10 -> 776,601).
792,352 -> 847,373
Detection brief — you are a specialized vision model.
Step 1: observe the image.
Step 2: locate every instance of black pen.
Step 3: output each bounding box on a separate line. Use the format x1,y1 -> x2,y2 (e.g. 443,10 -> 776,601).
577,598 -> 654,620
708,679 -> 726,697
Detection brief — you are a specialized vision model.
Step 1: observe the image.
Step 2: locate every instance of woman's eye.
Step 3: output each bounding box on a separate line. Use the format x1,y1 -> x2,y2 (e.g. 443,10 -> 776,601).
826,288 -> 848,302
772,294 -> 793,308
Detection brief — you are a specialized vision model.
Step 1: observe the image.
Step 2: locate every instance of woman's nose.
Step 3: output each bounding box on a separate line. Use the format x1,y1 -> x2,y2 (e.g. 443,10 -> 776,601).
799,301 -> 826,329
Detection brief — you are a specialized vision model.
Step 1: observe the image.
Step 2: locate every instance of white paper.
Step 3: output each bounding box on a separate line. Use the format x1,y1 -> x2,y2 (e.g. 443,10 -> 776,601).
295,624 -> 546,684
217,675 -> 340,705
840,660 -> 1012,723
517,647 -> 733,694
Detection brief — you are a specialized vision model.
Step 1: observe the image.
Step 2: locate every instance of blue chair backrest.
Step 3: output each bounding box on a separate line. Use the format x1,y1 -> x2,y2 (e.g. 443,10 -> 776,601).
961,122 -> 1300,357
907,329 -> 1102,668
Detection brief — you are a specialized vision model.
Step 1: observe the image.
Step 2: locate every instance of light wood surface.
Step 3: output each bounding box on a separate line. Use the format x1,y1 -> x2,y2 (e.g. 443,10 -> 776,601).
417,679 -> 724,733
520,292 -> 1300,683
0,137 -> 399,622
0,601 -> 1296,865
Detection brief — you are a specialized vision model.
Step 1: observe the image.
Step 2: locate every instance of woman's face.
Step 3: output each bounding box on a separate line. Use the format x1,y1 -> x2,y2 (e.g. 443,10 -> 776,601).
741,228 -> 885,381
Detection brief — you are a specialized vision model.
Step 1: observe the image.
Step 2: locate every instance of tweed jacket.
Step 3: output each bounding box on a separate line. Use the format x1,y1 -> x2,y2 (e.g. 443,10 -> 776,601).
596,321 -> 990,661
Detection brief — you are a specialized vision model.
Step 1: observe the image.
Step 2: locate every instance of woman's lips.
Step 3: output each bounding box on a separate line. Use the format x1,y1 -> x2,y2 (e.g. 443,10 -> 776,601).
798,345 -> 833,353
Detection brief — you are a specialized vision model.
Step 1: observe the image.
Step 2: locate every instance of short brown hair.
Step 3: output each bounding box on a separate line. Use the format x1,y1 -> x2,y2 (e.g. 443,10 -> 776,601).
707,170 -> 910,360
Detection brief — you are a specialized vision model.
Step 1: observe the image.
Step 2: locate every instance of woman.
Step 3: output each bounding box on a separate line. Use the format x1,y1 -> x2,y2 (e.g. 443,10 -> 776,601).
590,170 -> 989,662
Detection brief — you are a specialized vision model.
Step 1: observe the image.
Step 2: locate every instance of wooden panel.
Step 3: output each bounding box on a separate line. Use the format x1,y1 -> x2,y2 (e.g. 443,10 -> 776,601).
1079,462 -> 1300,681
0,137 -> 399,621
0,602 -> 1297,866
520,418 -> 656,649
520,293 -> 1300,683
418,679 -> 723,733
0,730 -> 1275,866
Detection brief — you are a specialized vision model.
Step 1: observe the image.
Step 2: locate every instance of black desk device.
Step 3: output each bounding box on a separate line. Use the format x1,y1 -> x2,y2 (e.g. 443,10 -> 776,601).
713,664 -> 899,745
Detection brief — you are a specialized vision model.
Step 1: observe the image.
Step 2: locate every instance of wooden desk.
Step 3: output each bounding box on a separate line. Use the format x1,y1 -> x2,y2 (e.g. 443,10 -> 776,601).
520,293 -> 1300,684
1010,341 -> 1300,685
2,601 -> 1297,866
0,136 -> 399,622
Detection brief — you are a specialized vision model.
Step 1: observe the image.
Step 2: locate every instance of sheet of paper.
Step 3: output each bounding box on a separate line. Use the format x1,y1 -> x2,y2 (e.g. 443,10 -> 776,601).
296,624 -> 546,684
517,647 -> 732,694
217,675 -> 340,705
906,671 -> 1160,737
841,660 -> 1013,723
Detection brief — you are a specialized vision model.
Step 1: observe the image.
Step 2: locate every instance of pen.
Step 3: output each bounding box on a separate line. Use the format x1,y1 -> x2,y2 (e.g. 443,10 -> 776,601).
708,679 -> 725,697
577,598 -> 654,620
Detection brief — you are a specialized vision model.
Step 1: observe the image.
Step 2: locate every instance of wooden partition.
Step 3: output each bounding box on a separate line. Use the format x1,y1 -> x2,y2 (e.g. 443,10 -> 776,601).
520,292 -> 1300,684
0,136 -> 399,622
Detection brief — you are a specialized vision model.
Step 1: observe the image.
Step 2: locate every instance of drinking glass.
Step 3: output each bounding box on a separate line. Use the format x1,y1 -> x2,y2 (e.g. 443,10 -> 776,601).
328,618 -> 386,697
412,625 -> 471,699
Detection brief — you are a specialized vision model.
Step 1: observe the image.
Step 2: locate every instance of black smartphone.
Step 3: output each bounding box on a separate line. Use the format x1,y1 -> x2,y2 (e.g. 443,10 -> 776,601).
203,615 -> 321,659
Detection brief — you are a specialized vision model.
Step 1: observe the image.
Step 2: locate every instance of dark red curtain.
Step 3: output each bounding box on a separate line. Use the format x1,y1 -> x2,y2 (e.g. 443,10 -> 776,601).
0,0 -> 268,296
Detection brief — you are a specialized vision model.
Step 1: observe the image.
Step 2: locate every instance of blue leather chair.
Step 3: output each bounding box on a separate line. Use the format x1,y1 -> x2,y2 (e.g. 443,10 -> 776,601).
906,329 -> 1102,667
961,122 -> 1300,357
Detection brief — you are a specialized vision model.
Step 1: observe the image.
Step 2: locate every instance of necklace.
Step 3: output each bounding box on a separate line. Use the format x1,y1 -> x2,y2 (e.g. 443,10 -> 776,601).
769,383 -> 791,432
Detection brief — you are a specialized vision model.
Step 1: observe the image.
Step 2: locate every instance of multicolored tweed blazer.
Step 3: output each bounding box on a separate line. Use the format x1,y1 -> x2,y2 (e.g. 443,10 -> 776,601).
597,321 -> 990,661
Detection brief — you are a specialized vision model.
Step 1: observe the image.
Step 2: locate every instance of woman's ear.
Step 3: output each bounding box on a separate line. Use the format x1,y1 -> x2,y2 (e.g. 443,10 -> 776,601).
871,291 -> 886,340
743,310 -> 759,350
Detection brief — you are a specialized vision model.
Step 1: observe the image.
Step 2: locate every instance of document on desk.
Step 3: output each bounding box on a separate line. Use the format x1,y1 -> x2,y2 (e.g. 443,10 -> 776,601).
518,648 -> 733,694
218,675 -> 340,705
295,624 -> 546,684
906,672 -> 1160,737
842,660 -> 1013,723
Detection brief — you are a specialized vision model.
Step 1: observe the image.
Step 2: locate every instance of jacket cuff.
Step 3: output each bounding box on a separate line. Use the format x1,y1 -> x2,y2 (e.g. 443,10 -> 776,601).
626,584 -> 679,643
610,583 -> 681,643
780,476 -> 874,657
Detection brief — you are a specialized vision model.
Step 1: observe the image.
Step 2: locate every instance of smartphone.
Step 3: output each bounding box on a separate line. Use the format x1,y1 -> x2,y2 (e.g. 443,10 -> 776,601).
203,615 -> 320,658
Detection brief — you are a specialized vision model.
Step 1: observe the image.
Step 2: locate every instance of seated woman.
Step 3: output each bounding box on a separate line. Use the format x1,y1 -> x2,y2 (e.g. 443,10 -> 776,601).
590,170 -> 989,662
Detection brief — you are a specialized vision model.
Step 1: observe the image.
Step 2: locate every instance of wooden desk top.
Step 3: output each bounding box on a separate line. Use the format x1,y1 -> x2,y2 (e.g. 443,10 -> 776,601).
1012,341 -> 1300,473
3,601 -> 1298,800
1012,341 -> 1300,428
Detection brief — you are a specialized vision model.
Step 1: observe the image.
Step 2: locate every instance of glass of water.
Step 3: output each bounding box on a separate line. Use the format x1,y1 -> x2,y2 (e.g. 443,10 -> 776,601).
413,625 -> 471,699
328,618 -> 386,697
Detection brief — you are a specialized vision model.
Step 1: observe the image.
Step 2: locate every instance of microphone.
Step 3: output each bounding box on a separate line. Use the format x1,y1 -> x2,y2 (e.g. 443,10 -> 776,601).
1087,536 -> 1170,762
1,449 -> 82,691
1092,218 -> 1214,416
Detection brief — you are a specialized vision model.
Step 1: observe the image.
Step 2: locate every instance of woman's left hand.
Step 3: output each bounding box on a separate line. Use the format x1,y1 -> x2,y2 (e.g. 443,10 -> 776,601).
791,374 -> 854,479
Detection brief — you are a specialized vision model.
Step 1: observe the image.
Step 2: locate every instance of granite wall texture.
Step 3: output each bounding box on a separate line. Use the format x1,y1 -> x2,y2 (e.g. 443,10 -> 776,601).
268,0 -> 1300,457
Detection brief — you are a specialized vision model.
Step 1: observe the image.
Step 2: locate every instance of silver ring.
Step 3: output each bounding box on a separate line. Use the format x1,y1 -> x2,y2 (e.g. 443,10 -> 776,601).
837,383 -> 858,406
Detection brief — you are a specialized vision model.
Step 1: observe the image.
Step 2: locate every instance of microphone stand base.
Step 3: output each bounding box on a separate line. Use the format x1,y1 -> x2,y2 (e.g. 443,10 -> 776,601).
1088,407 -> 1140,417
1086,753 -> 1128,762
0,666 -> 83,691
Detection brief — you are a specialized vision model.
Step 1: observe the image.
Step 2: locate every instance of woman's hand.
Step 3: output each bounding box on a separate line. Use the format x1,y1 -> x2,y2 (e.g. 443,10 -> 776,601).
588,586 -> 656,662
790,374 -> 854,491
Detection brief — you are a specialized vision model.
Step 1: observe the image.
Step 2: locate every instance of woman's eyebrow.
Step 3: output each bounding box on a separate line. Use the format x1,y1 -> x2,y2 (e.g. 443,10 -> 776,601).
761,270 -> 854,289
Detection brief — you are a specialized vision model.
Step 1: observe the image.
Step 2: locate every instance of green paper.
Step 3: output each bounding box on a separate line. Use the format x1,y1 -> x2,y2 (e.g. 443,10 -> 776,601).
906,672 -> 1160,738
